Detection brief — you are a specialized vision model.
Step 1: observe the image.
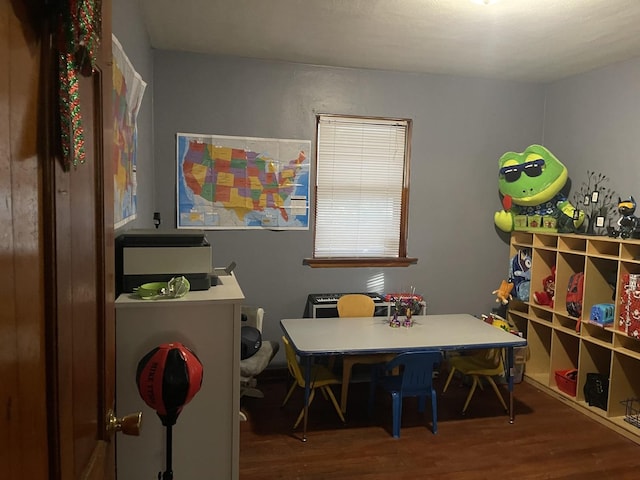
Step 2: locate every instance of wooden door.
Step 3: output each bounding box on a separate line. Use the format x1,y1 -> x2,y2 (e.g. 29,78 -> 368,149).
1,1 -> 50,478
47,74 -> 116,479
44,1 -> 117,478
1,0 -> 117,478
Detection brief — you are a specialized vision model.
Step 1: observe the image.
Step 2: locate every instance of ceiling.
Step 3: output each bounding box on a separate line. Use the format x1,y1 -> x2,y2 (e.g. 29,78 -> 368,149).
139,0 -> 640,83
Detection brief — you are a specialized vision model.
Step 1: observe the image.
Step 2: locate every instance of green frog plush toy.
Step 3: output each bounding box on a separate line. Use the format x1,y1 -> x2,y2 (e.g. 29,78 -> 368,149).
494,144 -> 584,232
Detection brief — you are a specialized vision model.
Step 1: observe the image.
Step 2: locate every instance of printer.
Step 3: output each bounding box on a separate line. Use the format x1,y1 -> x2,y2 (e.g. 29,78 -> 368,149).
116,229 -> 213,295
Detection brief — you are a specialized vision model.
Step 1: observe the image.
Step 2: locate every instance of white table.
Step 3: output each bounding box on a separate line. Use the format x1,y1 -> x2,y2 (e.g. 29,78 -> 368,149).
280,313 -> 527,440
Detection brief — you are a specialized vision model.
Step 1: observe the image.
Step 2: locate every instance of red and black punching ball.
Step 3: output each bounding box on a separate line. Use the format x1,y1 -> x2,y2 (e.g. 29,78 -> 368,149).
136,342 -> 204,426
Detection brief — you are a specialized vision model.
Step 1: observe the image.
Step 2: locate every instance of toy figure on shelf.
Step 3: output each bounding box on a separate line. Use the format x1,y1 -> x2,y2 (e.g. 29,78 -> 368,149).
492,279 -> 514,305
508,248 -> 532,301
494,144 -> 584,233
533,266 -> 556,308
611,196 -> 640,239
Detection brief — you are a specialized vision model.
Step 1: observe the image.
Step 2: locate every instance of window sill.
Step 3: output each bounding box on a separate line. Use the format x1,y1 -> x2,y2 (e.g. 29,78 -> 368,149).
303,257 -> 418,268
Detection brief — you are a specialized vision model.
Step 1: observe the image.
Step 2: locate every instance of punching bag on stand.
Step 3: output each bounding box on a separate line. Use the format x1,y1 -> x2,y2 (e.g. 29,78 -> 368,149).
137,342 -> 204,480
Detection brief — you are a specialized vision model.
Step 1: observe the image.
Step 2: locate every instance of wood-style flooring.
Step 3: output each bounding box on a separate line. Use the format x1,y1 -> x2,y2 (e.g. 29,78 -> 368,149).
240,368 -> 640,479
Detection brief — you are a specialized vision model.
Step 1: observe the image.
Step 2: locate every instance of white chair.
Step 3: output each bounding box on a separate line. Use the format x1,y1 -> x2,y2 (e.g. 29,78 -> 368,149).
239,306 -> 279,421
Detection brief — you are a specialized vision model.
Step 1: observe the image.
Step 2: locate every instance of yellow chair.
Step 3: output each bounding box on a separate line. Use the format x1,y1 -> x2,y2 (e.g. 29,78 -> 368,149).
281,336 -> 346,429
337,293 -> 376,317
336,294 -> 395,413
442,348 -> 508,414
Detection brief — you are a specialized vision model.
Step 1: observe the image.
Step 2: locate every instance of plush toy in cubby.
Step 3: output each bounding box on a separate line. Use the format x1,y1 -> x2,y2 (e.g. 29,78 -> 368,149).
533,266 -> 556,308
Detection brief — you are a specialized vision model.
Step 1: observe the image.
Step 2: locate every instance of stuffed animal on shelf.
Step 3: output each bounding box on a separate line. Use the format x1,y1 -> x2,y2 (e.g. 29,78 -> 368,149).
533,267 -> 556,308
492,279 -> 514,305
494,144 -> 584,233
613,196 -> 640,239
509,248 -> 532,301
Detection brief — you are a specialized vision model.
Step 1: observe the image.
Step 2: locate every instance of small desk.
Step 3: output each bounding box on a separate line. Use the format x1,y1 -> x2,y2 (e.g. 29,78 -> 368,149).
280,314 -> 527,441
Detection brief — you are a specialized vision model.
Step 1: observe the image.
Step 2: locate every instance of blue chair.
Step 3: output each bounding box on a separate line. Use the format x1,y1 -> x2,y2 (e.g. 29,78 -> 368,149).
368,351 -> 442,438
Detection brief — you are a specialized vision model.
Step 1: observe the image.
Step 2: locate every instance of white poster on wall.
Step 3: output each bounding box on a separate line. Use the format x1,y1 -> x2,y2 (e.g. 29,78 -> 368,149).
112,34 -> 147,228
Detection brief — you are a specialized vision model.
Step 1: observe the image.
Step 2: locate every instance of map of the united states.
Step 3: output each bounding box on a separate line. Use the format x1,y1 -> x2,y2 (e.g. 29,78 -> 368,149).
177,134 -> 310,229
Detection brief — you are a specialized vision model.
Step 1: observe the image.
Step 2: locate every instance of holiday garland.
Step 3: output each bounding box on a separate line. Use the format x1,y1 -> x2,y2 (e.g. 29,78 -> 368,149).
57,0 -> 102,168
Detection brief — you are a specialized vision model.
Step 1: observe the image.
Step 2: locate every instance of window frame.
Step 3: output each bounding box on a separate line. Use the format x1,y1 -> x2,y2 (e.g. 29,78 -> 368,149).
304,114 -> 417,268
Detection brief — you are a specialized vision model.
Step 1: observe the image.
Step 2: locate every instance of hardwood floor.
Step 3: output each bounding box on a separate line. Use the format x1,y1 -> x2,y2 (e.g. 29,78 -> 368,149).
240,368 -> 640,479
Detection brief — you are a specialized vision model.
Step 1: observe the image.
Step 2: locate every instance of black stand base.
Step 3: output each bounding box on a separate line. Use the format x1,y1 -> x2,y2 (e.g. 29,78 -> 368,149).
158,424 -> 173,480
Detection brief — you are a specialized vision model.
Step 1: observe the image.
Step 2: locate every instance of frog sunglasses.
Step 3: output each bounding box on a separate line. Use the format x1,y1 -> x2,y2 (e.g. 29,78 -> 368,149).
499,159 -> 545,182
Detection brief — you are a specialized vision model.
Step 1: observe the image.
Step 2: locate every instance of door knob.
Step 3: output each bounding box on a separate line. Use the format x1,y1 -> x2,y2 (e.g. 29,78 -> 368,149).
106,410 -> 142,436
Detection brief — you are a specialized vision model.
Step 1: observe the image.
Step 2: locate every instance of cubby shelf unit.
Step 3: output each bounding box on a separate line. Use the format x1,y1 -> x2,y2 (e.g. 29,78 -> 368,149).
508,232 -> 640,444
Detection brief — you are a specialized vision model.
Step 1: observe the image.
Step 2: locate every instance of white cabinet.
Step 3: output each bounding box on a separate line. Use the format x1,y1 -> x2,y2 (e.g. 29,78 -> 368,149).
115,273 -> 244,479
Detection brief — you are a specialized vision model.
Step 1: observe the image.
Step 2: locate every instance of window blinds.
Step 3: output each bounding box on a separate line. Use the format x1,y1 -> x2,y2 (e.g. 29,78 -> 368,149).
315,116 -> 408,258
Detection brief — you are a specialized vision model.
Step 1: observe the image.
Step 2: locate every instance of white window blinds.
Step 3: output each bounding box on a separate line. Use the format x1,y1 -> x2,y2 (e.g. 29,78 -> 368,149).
315,115 -> 409,258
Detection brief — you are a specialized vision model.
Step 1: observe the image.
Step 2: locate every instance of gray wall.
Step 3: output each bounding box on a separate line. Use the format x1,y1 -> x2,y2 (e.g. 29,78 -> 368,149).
543,57 -> 640,208
152,51 -> 546,363
114,0 -> 640,368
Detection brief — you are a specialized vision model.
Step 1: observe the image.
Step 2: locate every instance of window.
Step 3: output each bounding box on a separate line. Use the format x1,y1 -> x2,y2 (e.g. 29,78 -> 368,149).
304,114 -> 417,268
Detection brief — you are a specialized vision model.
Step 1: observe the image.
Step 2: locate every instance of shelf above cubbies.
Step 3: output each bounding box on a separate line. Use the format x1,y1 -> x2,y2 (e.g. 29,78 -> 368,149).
555,324 -> 580,337
530,305 -> 553,322
581,333 -> 614,349
613,346 -> 640,362
549,314 -> 577,334
613,332 -> 640,360
507,299 -> 528,314
529,315 -> 553,327
586,237 -> 621,258
556,251 -> 586,278
533,233 -> 558,249
620,242 -> 640,262
557,235 -> 586,253
511,232 -> 533,246
619,261 -> 640,275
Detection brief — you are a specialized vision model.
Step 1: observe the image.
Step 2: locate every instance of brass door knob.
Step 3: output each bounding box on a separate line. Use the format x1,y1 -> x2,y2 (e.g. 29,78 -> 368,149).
106,410 -> 142,436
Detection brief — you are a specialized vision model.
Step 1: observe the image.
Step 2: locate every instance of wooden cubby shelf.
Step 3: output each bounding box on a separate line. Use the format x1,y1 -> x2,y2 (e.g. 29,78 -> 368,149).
507,232 -> 640,444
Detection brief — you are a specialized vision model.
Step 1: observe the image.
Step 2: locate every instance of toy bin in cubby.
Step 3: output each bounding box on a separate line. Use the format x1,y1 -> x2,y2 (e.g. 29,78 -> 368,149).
513,346 -> 528,383
554,368 -> 578,396
621,398 -> 640,429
